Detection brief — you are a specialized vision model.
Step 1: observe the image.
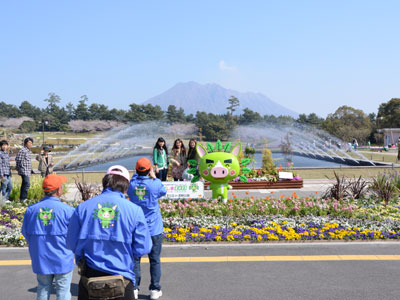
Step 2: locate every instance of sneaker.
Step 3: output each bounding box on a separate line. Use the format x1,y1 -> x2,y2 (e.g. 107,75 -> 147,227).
134,289 -> 139,299
150,290 -> 162,300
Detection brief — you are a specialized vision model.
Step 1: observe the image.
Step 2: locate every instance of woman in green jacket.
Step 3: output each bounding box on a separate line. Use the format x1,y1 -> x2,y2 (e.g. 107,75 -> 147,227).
153,137 -> 169,181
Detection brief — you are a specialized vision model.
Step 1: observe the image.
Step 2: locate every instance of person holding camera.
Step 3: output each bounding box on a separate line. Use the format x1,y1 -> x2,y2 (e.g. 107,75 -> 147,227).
36,146 -> 54,178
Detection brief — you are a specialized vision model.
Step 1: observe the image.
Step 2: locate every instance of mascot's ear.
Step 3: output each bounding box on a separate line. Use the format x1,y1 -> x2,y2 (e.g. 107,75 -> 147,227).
196,144 -> 208,158
231,143 -> 242,157
98,203 -> 102,209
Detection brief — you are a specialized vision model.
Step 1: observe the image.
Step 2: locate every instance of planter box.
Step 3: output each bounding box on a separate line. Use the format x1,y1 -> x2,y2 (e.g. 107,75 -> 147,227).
204,180 -> 303,190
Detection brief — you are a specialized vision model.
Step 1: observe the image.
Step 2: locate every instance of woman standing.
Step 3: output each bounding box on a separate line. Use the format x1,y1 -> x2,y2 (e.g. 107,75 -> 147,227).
186,139 -> 199,167
170,139 -> 187,181
153,137 -> 169,181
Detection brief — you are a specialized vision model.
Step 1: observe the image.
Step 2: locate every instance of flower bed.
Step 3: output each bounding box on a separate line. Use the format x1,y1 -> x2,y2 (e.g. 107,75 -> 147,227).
1,194 -> 400,246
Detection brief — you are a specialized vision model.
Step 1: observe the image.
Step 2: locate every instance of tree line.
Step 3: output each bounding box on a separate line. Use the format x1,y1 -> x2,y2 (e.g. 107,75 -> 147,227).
0,94 -> 399,143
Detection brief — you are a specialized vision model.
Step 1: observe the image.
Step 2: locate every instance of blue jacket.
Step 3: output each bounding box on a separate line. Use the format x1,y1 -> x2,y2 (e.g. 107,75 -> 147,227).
66,188 -> 152,282
127,175 -> 167,236
21,196 -> 75,275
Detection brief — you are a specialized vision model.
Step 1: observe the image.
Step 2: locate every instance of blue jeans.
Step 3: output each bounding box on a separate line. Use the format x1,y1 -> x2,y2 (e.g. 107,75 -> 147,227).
20,175 -> 30,200
1,175 -> 12,200
37,271 -> 73,300
156,168 -> 168,181
133,234 -> 163,291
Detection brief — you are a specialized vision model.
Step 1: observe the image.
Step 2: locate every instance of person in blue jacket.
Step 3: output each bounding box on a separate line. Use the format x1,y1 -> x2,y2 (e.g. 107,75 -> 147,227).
66,165 -> 152,300
22,174 -> 74,300
127,157 -> 167,300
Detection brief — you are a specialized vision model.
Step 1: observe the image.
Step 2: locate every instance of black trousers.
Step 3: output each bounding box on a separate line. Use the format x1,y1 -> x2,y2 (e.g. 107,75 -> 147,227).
78,265 -> 134,300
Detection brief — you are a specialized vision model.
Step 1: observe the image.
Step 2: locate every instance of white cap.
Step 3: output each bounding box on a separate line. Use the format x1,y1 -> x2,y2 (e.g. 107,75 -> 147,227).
106,165 -> 130,182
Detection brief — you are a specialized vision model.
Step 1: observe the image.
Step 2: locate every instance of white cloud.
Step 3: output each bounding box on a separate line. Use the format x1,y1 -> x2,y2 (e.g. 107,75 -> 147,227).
219,60 -> 237,71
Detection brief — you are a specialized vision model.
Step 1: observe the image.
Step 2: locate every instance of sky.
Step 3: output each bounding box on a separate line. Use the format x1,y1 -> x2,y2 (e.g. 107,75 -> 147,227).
1,0 -> 399,117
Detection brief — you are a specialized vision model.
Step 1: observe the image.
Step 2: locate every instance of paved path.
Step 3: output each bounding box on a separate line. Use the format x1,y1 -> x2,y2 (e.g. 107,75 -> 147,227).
1,242 -> 400,300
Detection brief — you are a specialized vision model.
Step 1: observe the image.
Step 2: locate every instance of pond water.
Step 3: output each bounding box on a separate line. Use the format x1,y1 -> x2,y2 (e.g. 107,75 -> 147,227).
75,152 -> 341,171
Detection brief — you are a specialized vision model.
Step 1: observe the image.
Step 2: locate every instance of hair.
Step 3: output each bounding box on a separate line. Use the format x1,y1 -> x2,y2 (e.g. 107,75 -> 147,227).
24,137 -> 33,145
187,139 -> 197,158
154,137 -> 168,155
172,138 -> 186,156
137,169 -> 150,176
102,173 -> 129,193
0,140 -> 8,147
44,188 -> 59,197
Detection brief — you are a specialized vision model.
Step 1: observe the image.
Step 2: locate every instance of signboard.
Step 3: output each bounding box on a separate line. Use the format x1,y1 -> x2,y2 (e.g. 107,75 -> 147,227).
161,181 -> 204,199
278,171 -> 294,180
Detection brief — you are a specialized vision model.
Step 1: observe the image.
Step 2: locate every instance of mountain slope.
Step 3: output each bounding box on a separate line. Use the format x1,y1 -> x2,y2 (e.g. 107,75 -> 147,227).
143,81 -> 298,117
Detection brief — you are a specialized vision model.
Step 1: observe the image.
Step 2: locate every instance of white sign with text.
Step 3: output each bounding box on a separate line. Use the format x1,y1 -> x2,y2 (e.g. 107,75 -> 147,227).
161,181 -> 204,199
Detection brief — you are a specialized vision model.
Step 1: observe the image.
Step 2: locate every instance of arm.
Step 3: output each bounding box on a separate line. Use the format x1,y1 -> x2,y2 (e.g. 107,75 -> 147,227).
153,148 -> 158,166
132,209 -> 152,258
66,209 -> 81,252
158,181 -> 167,198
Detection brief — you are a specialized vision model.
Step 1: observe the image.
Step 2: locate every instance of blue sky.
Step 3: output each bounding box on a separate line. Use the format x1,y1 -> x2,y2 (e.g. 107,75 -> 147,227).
1,1 -> 399,117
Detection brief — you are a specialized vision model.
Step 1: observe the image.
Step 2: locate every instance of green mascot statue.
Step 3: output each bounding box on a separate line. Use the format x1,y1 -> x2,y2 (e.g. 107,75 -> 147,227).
188,140 -> 250,203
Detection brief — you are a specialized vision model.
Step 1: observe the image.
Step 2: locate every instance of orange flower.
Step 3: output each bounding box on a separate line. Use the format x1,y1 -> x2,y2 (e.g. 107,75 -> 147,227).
233,196 -> 237,199
250,196 -> 254,199
280,194 -> 284,198
305,197 -> 310,200
266,196 -> 270,200
232,192 -> 236,195
187,198 -> 192,201
229,199 -> 233,203
270,191 -> 274,194
286,196 -> 290,200
245,192 -> 249,195
315,192 -> 318,194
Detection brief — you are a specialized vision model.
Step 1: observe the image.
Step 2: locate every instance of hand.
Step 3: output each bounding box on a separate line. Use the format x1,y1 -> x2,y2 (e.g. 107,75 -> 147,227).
176,162 -> 181,167
155,166 -> 159,173
149,168 -> 156,179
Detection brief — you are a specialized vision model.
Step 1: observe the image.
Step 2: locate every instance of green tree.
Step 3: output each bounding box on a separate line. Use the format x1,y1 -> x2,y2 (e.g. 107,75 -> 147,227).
239,108 -> 262,125
75,95 -> 90,120
323,106 -> 372,143
377,98 -> 400,128
19,120 -> 37,133
19,101 -> 42,120
226,96 -> 240,116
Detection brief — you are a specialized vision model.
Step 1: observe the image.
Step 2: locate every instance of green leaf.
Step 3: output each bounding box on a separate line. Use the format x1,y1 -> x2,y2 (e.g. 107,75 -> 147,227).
187,168 -> 198,175
240,175 -> 248,183
240,158 -> 251,166
216,140 -> 222,151
207,142 -> 215,152
223,142 -> 231,152
187,159 -> 197,167
242,167 -> 251,174
191,175 -> 200,183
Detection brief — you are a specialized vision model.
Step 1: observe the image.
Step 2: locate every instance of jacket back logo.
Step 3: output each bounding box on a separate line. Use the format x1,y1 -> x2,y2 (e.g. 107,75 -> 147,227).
37,208 -> 54,226
135,186 -> 147,201
93,203 -> 119,228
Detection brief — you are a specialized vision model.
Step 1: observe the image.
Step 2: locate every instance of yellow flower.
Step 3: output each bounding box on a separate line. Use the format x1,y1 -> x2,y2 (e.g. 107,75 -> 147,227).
215,236 -> 222,241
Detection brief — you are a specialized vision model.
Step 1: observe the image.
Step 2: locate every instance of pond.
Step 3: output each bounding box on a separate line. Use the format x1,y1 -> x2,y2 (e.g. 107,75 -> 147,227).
75,152 -> 342,171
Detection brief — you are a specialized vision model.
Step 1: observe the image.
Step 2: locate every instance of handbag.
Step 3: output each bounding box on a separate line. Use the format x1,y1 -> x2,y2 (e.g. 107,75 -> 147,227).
78,252 -> 129,300
81,275 -> 128,300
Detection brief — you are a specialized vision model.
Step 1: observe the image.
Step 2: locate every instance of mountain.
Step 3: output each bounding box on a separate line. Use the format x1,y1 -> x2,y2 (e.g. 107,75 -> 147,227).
143,81 -> 298,117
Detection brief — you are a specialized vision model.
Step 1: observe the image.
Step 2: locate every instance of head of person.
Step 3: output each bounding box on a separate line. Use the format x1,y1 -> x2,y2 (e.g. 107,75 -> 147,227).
154,137 -> 168,153
43,146 -> 51,154
0,140 -> 9,151
172,138 -> 186,154
24,137 -> 33,149
188,138 -> 196,149
136,157 -> 152,176
102,165 -> 130,194
42,174 -> 67,197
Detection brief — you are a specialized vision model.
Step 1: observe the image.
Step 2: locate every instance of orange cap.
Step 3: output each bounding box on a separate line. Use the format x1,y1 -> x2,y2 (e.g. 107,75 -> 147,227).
42,174 -> 67,192
136,157 -> 151,172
